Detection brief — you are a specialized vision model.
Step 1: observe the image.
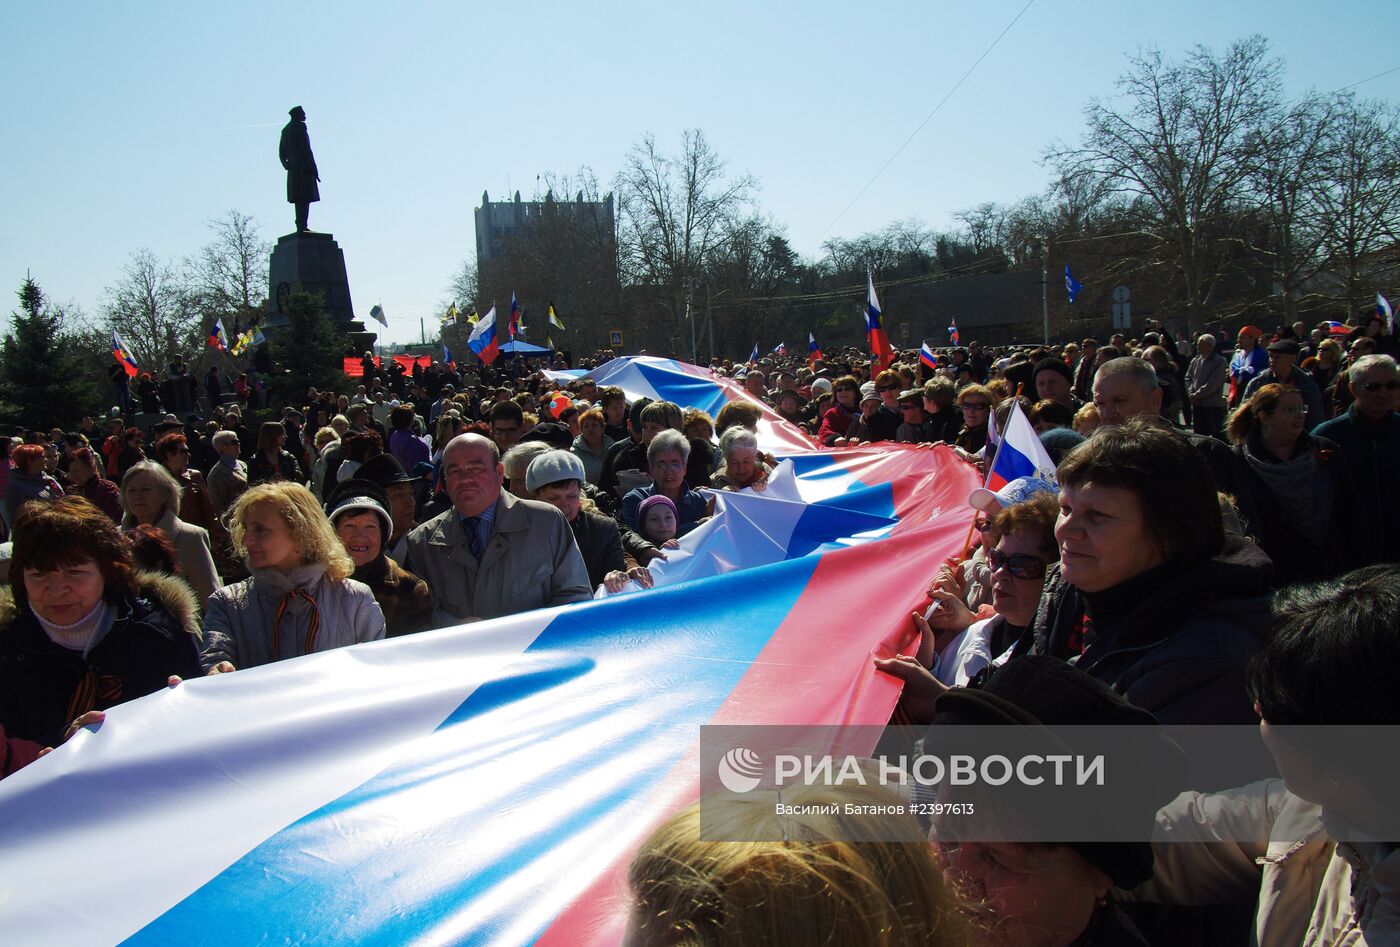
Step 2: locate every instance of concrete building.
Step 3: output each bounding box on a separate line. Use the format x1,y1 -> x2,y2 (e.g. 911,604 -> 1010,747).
474,189 -> 616,265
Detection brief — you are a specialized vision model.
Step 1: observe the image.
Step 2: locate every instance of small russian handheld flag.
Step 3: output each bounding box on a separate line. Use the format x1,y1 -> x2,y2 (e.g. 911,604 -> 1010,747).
207,317 -> 228,352
808,332 -> 823,364
1379,294 -> 1394,335
949,317 -> 960,346
468,304 -> 500,365
112,331 -> 139,377
985,400 -> 1058,492
865,271 -> 893,371
772,342 -> 787,356
508,293 -> 521,340
442,344 -> 456,369
920,342 -> 937,371
748,342 -> 759,365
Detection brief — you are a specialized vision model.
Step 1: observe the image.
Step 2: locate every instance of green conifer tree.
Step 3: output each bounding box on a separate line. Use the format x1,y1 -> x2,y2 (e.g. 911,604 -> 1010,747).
268,287 -> 349,404
0,277 -> 103,431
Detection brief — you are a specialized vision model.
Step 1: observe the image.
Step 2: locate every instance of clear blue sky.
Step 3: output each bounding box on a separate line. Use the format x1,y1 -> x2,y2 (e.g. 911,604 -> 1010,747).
3,1 -> 1397,345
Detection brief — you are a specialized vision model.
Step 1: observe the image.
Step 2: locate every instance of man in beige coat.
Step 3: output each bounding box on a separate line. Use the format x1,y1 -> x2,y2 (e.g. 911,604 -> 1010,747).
404,433 -> 590,627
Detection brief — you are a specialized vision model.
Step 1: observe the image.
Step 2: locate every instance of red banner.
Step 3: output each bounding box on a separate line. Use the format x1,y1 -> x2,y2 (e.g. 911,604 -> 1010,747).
342,355 -> 432,377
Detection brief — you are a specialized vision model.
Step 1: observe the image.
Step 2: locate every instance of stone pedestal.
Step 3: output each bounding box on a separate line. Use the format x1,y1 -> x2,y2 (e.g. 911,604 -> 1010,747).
267,231 -> 356,326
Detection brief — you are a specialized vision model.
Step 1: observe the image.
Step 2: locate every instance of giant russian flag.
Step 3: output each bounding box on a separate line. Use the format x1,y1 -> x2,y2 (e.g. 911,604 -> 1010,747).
0,360 -> 980,946
469,304 -> 500,365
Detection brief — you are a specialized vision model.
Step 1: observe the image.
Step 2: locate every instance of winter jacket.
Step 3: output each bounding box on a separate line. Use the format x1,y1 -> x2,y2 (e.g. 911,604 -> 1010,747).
570,434 -> 614,486
200,563 -> 384,670
1126,780 -> 1400,947
1186,351 -> 1229,410
248,449 -> 301,485
816,403 -> 858,446
1021,536 -> 1273,724
205,457 -> 249,515
2,469 -> 63,532
1314,407 -> 1400,565
1214,434 -> 1353,586
403,491 -> 591,627
569,507 -> 629,589
352,554 -> 432,638
0,571 -> 203,745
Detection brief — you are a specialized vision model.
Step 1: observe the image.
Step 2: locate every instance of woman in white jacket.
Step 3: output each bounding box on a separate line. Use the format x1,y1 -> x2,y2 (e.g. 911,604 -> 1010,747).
200,481 -> 384,673
1128,565 -> 1400,946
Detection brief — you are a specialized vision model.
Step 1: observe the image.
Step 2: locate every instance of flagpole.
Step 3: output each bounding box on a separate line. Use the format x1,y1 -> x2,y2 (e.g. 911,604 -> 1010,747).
1041,239 -> 1049,345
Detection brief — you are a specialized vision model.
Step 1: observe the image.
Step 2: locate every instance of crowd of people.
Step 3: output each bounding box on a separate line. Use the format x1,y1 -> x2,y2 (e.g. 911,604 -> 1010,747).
2,312 -> 1398,945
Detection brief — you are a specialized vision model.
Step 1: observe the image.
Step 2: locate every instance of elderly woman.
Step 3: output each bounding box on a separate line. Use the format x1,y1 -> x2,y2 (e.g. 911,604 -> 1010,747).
309,426 -> 340,499
248,421 -> 301,485
0,496 -> 202,746
621,430 -> 710,538
710,427 -> 773,492
2,444 -> 63,533
1218,383 -> 1351,585
527,451 -> 650,593
570,407 -> 613,486
201,481 -> 385,673
326,479 -> 431,638
120,461 -> 222,607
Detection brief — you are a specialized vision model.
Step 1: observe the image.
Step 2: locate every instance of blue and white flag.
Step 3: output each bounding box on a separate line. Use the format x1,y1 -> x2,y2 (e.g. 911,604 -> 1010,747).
369,304 -> 388,328
1065,265 -> 1083,304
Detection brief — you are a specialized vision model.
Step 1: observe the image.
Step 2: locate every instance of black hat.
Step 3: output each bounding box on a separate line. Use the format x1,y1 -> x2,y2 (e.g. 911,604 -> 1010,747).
356,453 -> 421,486
934,657 -> 1187,889
520,422 -> 573,450
1267,338 -> 1301,355
324,478 -> 392,537
1032,357 -> 1074,384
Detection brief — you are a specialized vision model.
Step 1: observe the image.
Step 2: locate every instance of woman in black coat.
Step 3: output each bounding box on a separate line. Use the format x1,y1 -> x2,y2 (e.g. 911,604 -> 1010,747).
0,497 -> 202,747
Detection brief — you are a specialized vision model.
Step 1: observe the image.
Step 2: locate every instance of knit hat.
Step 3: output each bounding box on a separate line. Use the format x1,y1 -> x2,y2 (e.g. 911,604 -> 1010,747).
1032,357 -> 1074,385
637,493 -> 678,525
324,478 -> 392,537
859,382 -> 879,406
810,378 -> 834,396
520,422 -> 573,450
525,450 -> 586,492
1238,325 -> 1264,339
1038,427 -> 1086,465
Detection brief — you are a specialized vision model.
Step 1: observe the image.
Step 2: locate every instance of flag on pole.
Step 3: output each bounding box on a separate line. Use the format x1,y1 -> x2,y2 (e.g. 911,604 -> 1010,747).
111,331 -> 139,377
466,310 -> 480,325
865,271 -> 893,372
1325,321 -> 1351,338
468,305 -> 500,365
1378,294 -> 1394,335
748,342 -> 759,365
807,332 -> 823,364
920,342 -> 937,371
548,303 -> 565,331
949,317 -> 960,346
442,344 -> 456,369
982,399 -> 1058,491
508,293 -> 521,340
1064,265 -> 1083,304
207,318 -> 228,352
772,342 -> 787,356
442,304 -> 458,328
370,304 -> 388,328
251,327 -> 267,347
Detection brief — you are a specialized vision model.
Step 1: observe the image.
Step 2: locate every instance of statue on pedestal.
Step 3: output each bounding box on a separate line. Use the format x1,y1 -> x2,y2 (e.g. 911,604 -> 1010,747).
279,106 -> 320,233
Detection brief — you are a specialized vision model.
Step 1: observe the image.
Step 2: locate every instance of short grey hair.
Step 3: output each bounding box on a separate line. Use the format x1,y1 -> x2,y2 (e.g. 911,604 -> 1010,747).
121,460 -> 183,519
647,429 -> 691,466
718,426 -> 759,460
501,440 -> 552,478
211,430 -> 239,450
1094,356 -> 1158,395
1196,333 -> 1216,347
1351,353 -> 1399,381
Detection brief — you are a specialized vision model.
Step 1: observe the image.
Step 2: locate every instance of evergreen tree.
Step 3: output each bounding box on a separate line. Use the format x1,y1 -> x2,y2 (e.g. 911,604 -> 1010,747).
0,277 -> 103,431
268,287 -> 348,404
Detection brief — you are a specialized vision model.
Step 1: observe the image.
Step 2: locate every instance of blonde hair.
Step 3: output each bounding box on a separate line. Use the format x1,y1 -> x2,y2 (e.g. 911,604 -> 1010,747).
1072,403 -> 1100,434
314,426 -> 340,451
627,783 -> 971,947
120,460 -> 183,521
955,384 -> 998,409
228,482 -> 353,580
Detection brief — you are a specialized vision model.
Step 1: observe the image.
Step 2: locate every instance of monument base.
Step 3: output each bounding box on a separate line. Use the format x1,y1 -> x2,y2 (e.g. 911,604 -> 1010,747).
267,231 -> 355,326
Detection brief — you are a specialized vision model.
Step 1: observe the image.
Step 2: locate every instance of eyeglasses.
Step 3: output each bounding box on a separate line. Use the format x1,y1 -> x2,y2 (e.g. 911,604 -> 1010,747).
988,547 -> 1047,580
1360,381 -> 1400,392
876,384 -> 900,392
960,401 -> 990,411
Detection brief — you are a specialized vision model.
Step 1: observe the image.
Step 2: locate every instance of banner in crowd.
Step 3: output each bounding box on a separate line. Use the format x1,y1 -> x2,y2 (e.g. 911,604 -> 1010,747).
342,354 -> 433,377
0,360 -> 978,945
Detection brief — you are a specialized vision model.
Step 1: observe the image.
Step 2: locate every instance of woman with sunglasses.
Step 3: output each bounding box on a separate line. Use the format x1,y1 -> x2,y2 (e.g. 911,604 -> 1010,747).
815,375 -> 862,446
1024,418 -> 1272,724
952,385 -> 997,454
1217,384 -> 1352,586
154,432 -> 239,581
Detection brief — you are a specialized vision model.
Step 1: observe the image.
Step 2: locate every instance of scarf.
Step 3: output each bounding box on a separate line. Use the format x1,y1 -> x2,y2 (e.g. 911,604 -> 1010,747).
1243,432 -> 1329,537
254,563 -> 328,658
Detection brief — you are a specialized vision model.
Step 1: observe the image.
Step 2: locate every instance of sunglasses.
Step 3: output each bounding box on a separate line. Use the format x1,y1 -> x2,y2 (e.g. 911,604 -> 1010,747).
1360,381 -> 1400,392
988,547 -> 1047,580
960,401 -> 990,411
876,384 -> 900,392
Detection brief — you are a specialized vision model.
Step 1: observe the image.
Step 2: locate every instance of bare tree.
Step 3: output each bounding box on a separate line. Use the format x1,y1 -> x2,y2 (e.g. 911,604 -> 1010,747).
1047,36 -> 1283,332
187,210 -> 270,326
1314,94 -> 1400,320
616,130 -> 756,359
104,248 -> 200,371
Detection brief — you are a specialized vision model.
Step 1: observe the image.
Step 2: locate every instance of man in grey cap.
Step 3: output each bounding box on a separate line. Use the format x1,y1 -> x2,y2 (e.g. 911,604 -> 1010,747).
403,433 -> 590,627
1243,338 -> 1325,431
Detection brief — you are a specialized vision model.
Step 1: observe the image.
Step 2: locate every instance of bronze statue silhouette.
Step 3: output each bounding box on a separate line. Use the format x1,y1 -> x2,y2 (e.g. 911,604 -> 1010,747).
279,106 -> 320,232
